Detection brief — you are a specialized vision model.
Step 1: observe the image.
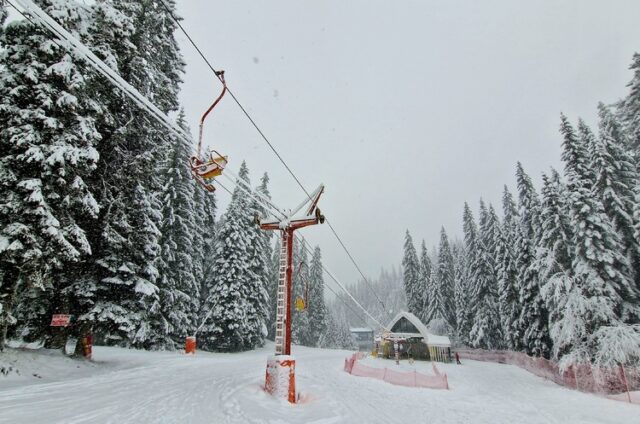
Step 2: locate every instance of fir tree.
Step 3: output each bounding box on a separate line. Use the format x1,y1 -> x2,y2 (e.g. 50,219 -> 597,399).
452,241 -> 468,343
621,52 -> 640,157
537,169 -> 573,348
307,246 -> 328,346
245,173 -> 270,348
551,117 -> 640,366
497,186 -> 520,350
515,162 -> 551,357
78,0 -> 185,346
0,1 -> 101,350
562,116 -> 596,190
537,170 -> 573,278
554,116 -> 640,366
202,162 -> 263,351
402,230 -> 421,317
563,117 -> 640,320
418,240 -> 432,324
292,238 -> 310,345
151,110 -> 198,348
0,1 -> 7,34
592,104 -> 640,291
323,309 -> 356,350
428,257 -> 439,323
459,202 -> 479,344
469,202 -> 502,349
434,227 -> 455,330
194,181 -> 217,335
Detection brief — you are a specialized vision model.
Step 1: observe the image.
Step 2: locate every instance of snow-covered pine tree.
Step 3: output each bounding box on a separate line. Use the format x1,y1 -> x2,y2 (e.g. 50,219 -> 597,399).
621,52 -> 640,159
515,162 -> 552,357
451,241 -> 468,344
537,169 -> 573,346
434,227 -> 455,331
307,246 -> 328,347
496,186 -> 520,350
322,309 -> 356,350
201,162 -> 259,351
553,115 -> 640,367
570,119 -> 598,190
0,1 -> 101,350
402,230 -> 421,317
244,173 -> 270,349
418,240 -> 433,324
0,1 -> 6,34
78,0 -> 185,347
252,173 -> 274,343
469,201 -> 502,349
151,110 -> 198,348
537,169 -> 573,276
592,104 -> 640,292
194,181 -> 217,335
428,256 -> 439,322
255,173 -> 274,311
459,202 -> 479,344
292,238 -> 310,345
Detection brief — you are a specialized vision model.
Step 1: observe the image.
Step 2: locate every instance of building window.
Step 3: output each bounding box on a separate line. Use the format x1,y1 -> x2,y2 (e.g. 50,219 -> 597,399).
390,317 -> 420,334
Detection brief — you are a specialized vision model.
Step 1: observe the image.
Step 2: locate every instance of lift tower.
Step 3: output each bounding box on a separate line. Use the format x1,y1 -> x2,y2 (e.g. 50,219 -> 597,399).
257,185 -> 325,402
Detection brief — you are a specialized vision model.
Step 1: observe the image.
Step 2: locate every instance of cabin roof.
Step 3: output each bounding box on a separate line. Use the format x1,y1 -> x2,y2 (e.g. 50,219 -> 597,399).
385,311 -> 451,347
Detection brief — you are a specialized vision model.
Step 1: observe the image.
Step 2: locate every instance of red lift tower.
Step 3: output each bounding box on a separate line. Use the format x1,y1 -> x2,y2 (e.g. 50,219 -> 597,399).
257,184 -> 325,403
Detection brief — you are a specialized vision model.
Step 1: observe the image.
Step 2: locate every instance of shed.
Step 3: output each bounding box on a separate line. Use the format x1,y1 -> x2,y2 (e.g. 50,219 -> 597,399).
350,327 -> 374,352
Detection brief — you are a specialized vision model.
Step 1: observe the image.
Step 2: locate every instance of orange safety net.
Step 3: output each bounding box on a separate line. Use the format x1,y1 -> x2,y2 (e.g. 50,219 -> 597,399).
457,348 -> 640,404
344,353 -> 449,390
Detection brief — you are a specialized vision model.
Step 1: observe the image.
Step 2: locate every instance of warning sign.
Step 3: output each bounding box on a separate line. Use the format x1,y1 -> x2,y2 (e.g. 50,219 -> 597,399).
50,314 -> 71,327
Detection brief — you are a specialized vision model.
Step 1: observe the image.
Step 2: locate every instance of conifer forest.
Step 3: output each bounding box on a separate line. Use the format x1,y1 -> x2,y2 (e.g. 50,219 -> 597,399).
3,1 -> 640,422
402,70 -> 640,367
0,0 -> 341,354
1,1 -> 640,370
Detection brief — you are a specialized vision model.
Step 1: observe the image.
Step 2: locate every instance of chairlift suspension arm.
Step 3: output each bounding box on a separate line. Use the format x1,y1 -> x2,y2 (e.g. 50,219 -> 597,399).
197,70 -> 227,158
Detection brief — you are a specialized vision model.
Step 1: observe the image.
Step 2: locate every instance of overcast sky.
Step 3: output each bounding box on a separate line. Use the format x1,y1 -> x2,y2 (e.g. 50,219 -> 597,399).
175,0 -> 640,286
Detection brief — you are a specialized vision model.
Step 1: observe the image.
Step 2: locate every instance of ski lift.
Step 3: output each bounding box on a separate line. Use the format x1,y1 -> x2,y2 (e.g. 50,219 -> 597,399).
295,261 -> 309,312
189,70 -> 228,192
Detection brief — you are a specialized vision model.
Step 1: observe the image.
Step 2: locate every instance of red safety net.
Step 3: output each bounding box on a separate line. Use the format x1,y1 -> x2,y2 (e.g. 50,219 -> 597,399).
344,353 -> 449,390
457,348 -> 640,404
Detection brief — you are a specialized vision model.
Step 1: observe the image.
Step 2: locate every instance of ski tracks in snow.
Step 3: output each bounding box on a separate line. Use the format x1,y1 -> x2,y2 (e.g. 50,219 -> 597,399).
1,345 -> 639,424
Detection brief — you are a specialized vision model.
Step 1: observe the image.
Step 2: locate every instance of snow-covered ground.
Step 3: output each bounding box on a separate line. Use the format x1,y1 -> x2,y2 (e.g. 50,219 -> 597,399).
0,343 -> 637,423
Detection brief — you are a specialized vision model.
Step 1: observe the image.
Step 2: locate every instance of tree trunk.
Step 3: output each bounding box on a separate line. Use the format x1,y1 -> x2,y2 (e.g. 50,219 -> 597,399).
43,289 -> 69,351
0,265 -> 21,352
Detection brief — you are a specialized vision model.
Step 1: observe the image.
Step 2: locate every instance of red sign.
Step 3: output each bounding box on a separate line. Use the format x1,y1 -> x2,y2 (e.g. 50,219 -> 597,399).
50,314 -> 71,327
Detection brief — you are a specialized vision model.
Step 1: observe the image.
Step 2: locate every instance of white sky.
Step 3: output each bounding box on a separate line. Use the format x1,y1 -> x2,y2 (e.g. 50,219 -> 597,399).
175,0 -> 640,284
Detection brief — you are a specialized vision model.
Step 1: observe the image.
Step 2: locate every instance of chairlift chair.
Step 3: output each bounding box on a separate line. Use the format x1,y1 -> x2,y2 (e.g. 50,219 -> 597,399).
190,70 -> 228,192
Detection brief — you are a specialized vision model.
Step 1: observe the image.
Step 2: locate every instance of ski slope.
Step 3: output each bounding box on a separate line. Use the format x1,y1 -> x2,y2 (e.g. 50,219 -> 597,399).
0,344 -> 637,423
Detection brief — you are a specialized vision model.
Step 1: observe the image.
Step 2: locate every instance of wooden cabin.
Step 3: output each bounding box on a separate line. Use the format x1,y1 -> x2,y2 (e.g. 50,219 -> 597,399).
376,311 -> 452,363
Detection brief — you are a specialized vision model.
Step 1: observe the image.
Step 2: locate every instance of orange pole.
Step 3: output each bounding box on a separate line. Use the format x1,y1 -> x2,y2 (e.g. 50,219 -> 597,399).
619,364 -> 632,403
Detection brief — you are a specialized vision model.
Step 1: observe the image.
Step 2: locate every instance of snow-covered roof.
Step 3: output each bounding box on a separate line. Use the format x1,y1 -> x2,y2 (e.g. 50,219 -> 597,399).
350,327 -> 373,333
384,311 -> 451,347
427,334 -> 451,347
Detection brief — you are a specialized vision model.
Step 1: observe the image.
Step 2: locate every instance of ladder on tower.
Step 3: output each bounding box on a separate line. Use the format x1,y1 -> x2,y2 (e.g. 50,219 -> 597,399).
274,234 -> 289,355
